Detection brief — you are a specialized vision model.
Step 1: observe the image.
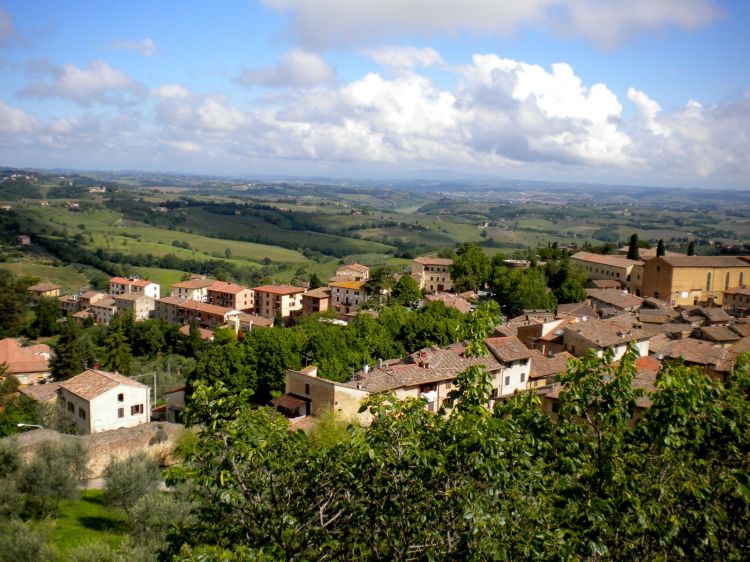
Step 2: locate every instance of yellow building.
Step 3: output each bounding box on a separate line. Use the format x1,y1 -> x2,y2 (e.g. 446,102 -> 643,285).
570,252 -> 644,293
412,256 -> 454,293
641,256 -> 750,306
329,280 -> 367,314
252,284 -> 304,319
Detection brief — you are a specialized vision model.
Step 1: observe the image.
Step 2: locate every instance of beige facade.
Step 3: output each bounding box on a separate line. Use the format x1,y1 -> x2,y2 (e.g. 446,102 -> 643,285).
412,256 -> 454,292
284,366 -> 372,424
253,285 -> 304,319
329,280 -> 367,314
109,277 -> 161,299
170,279 -> 213,302
335,263 -> 370,281
27,282 -> 61,300
571,252 -> 644,293
178,300 -> 235,329
302,287 -> 330,315
641,256 -> 750,306
114,294 -> 155,321
563,318 -> 650,361
90,298 -> 118,325
207,281 -> 254,310
724,286 -> 750,310
155,296 -> 186,324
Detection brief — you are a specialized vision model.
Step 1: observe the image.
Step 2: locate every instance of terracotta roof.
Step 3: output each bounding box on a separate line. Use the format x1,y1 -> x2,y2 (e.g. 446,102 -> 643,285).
252,284 -> 305,295
485,336 -> 534,362
114,293 -> 152,302
424,293 -> 472,314
19,382 -> 62,402
545,369 -> 659,409
329,280 -> 367,290
656,338 -> 738,372
91,298 -> 116,309
344,342 -> 502,393
179,324 -> 214,339
172,279 -> 214,290
529,350 -> 573,380
79,291 -> 106,301
109,276 -> 132,284
564,318 -> 651,348
730,337 -> 750,353
271,393 -> 309,410
132,279 -> 154,288
697,307 -> 733,324
658,255 -> 750,268
236,312 -> 274,327
635,355 -> 662,372
178,300 -> 233,316
724,286 -> 750,297
207,281 -> 250,294
288,416 -> 316,432
156,296 -> 187,306
303,287 -> 331,299
336,263 -> 369,273
413,256 -> 453,266
699,325 -> 741,343
72,310 -> 92,319
59,369 -> 148,401
27,282 -> 60,292
588,279 -> 623,289
731,323 -> 750,338
557,302 -> 598,318
571,251 -> 643,267
587,289 -> 644,310
0,338 -> 52,375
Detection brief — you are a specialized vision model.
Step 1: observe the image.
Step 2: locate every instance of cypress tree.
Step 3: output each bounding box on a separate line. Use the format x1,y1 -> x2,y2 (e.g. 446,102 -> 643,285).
687,241 -> 696,256
627,234 -> 640,260
656,239 -> 666,257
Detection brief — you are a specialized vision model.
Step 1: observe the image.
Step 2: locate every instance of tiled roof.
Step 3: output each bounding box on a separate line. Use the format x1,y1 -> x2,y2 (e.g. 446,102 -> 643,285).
236,312 -> 274,327
207,281 -> 250,294
731,323 -> 750,338
485,336 -> 534,362
725,286 -> 750,297
91,298 -> 116,309
337,263 -> 369,273
588,279 -> 623,289
253,284 -> 305,295
564,318 -> 651,348
179,324 -> 214,339
303,287 -> 331,299
132,279 -> 154,288
109,276 -> 132,284
344,342 -> 502,393
413,256 -> 453,266
156,296 -> 187,305
424,293 -> 472,314
730,337 -> 750,353
656,338 -> 738,372
571,251 -> 643,267
178,300 -> 233,316
698,307 -> 733,324
529,350 -> 574,380
59,369 -> 147,401
0,338 -> 52,375
80,291 -> 106,301
699,325 -> 741,343
557,302 -> 598,318
114,293 -> 152,302
587,289 -> 644,310
27,282 -> 60,292
19,382 -> 62,402
659,255 -> 750,268
329,280 -> 367,290
172,279 -> 214,289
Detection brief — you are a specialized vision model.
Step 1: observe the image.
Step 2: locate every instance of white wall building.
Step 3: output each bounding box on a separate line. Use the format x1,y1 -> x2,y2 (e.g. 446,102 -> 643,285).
57,369 -> 151,434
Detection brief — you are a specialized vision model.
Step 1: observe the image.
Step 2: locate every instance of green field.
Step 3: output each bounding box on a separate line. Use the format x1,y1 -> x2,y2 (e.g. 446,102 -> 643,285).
0,262 -> 90,292
130,266 -> 187,294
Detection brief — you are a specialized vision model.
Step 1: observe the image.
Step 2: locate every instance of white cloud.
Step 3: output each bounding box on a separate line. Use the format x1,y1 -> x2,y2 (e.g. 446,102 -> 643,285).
152,84 -> 191,99
235,49 -> 335,88
261,0 -> 720,47
627,87 -> 670,137
166,140 -> 202,153
113,38 -> 160,57
0,100 -> 37,133
363,46 -> 443,68
21,60 -> 142,106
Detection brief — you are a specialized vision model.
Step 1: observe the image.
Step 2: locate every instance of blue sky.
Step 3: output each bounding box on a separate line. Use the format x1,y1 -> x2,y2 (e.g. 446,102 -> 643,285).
1,0 -> 749,187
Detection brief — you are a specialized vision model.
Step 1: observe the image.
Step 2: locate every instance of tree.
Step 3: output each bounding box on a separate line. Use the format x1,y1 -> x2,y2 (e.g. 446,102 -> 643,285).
51,320 -> 85,380
391,274 -> 422,306
656,239 -> 666,256
100,315 -> 132,375
364,265 -> 397,299
491,266 -> 557,317
687,240 -> 696,256
450,243 -> 491,292
0,369 -> 42,436
0,271 -> 33,337
308,273 -> 322,289
627,233 -> 640,260
27,296 -> 61,338
103,453 -> 162,515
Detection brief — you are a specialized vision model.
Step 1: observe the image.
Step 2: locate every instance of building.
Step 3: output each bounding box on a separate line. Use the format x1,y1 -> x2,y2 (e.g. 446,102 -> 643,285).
109,277 -> 161,299
412,256 -> 454,293
528,350 -> 574,390
570,252 -> 644,294
170,279 -> 214,302
301,287 -> 331,315
26,282 -> 61,301
723,286 -> 750,311
58,294 -> 81,315
563,318 -> 651,361
178,300 -> 236,329
78,291 -> 108,310
163,385 -> 185,423
57,369 -> 150,434
206,281 -> 254,311
155,296 -> 187,325
650,337 -> 738,383
228,312 -> 274,334
329,280 -> 368,314
335,263 -> 370,281
253,284 -> 305,319
90,297 -> 118,325
641,256 -> 750,306
19,381 -> 62,405
16,235 -> 31,245
586,288 -> 644,316
113,294 -> 155,322
424,292 -> 473,314
0,338 -> 53,384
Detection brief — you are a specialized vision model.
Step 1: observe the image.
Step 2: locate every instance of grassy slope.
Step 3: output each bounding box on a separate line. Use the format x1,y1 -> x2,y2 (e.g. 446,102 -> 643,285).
0,262 -> 90,292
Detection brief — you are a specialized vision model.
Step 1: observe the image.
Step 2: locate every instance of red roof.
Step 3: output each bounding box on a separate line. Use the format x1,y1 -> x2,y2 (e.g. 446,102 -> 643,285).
178,324 -> 214,340
253,284 -> 305,295
59,369 -> 148,401
0,338 -> 52,375
207,281 -> 250,294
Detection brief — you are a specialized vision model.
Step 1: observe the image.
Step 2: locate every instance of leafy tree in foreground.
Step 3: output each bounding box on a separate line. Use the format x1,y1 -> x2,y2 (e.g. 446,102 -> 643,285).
103,453 -> 162,515
450,242 -> 491,292
166,350 -> 750,561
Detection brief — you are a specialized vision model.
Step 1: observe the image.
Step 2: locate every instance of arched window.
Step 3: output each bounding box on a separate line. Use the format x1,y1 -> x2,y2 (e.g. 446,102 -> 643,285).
706,272 -> 711,291
741,272 -> 745,286
725,272 -> 731,290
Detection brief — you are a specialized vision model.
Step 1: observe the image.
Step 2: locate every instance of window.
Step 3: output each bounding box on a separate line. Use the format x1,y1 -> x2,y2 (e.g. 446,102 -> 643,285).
491,388 -> 498,398
520,372 -> 526,383
117,393 -> 124,402
504,375 -> 510,386
117,408 -> 124,418
67,402 -> 74,413
552,401 -> 560,414
305,383 -> 310,395
740,272 -> 744,286
725,272 -> 730,290
130,404 -> 144,415
656,266 -> 661,273
78,407 -> 86,419
706,272 -> 712,291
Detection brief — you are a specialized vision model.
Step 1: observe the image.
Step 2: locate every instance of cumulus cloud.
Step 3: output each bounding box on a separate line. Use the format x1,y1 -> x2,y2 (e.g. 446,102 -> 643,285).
363,46 -> 443,68
261,0 -> 720,48
235,49 -> 335,88
0,100 -> 37,133
21,60 -> 142,106
113,38 -> 160,57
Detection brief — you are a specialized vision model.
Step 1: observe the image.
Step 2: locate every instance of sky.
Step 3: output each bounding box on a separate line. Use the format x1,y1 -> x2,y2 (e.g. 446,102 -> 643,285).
1,0 -> 749,188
